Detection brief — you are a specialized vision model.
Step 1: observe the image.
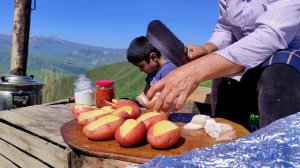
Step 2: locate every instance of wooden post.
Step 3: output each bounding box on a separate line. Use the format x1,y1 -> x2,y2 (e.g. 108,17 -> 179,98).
10,0 -> 32,76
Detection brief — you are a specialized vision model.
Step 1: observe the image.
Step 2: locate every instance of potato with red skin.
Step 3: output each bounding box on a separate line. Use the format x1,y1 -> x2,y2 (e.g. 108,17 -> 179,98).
83,115 -> 125,140
77,109 -> 111,126
112,99 -> 139,109
115,119 -> 146,147
136,112 -> 168,130
72,104 -> 96,121
111,105 -> 141,119
147,120 -> 181,149
100,105 -> 114,113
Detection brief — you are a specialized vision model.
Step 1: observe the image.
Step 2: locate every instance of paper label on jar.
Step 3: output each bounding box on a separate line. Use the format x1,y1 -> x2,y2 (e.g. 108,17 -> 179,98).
74,90 -> 95,106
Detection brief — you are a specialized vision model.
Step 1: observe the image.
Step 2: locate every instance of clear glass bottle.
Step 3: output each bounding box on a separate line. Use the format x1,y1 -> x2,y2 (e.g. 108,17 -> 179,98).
95,80 -> 115,108
73,74 -> 95,105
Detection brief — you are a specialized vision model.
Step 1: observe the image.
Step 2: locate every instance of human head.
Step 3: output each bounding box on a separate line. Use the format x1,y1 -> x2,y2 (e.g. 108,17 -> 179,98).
127,36 -> 162,74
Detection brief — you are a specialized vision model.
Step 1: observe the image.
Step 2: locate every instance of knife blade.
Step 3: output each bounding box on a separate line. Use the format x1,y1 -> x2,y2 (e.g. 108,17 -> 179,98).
146,20 -> 187,67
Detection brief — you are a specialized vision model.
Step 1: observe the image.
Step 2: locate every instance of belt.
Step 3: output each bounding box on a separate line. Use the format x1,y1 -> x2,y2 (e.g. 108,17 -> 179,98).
261,49 -> 300,73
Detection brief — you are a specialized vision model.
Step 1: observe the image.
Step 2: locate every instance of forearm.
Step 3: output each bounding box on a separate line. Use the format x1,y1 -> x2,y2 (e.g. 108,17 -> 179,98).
185,53 -> 245,84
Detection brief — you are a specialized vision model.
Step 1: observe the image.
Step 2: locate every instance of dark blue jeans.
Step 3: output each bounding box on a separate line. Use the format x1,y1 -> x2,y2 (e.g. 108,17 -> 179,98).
214,64 -> 300,130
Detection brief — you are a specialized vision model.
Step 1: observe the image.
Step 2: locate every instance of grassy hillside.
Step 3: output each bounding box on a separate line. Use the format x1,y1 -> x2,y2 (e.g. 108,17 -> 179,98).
44,62 -> 146,102
43,61 -> 211,103
86,62 -> 147,98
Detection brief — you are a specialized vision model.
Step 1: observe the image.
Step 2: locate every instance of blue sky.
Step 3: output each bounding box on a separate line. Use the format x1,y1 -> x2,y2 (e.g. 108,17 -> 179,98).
0,0 -> 219,49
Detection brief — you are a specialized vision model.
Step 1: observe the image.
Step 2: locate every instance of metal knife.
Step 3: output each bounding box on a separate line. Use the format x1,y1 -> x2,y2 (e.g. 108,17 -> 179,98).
146,20 -> 187,67
43,97 -> 75,105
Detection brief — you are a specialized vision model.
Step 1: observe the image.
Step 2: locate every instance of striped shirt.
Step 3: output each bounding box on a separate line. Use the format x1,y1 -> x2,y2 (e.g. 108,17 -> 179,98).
209,0 -> 300,80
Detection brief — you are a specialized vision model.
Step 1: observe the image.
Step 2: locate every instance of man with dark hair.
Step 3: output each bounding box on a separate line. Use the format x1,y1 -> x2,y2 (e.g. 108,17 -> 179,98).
127,36 -> 176,108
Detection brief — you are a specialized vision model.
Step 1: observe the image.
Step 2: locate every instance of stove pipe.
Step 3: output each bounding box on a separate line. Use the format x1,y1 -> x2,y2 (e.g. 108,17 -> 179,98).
10,0 -> 32,76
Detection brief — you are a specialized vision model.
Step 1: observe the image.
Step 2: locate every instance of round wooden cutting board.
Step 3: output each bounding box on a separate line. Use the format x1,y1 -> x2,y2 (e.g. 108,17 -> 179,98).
60,117 -> 249,164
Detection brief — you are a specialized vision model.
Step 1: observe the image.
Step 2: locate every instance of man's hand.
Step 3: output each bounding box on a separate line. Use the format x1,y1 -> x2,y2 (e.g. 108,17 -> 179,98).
146,65 -> 199,112
186,43 -> 218,62
186,45 -> 208,62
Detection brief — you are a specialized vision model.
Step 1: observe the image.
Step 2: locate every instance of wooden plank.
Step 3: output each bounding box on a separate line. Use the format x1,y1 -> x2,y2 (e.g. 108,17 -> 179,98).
0,139 -> 48,168
0,104 -> 73,146
0,154 -> 18,168
66,151 -> 135,168
0,122 -> 70,167
80,156 -> 103,168
187,86 -> 211,104
68,152 -> 83,168
102,159 -> 138,168
79,156 -> 137,168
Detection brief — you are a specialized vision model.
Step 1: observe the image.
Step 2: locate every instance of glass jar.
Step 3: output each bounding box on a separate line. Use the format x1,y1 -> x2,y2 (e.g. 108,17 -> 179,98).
95,80 -> 115,108
73,74 -> 95,105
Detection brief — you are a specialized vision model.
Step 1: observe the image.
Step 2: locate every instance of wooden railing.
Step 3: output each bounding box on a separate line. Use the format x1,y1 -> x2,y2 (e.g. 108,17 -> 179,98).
187,86 -> 211,104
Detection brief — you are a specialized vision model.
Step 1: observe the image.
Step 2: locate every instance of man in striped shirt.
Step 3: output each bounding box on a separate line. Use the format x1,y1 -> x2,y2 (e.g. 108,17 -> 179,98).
147,0 -> 300,129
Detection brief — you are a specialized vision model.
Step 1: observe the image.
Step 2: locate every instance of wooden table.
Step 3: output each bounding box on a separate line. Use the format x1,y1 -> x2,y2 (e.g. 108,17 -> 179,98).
0,104 -> 79,168
0,103 -> 249,168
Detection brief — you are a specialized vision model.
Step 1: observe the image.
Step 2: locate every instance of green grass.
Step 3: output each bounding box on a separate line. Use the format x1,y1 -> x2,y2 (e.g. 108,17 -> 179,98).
86,62 -> 146,99
200,80 -> 212,88
42,61 -> 212,103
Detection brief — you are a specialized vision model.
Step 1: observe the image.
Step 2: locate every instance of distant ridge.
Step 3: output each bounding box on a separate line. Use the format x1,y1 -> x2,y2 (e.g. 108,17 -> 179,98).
0,34 -> 127,75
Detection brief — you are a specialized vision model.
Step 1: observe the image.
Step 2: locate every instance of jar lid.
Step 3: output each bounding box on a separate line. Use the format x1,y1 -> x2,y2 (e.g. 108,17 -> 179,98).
74,74 -> 92,86
0,75 -> 44,91
96,80 -> 114,86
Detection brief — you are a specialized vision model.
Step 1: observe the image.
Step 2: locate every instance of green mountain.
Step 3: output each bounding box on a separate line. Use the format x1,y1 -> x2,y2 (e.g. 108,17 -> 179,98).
0,34 -> 127,76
